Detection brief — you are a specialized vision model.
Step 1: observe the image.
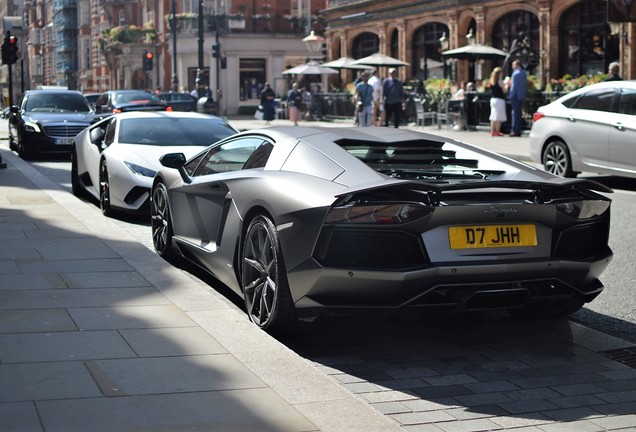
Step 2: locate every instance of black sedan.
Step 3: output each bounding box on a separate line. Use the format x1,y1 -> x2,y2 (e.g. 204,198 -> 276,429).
8,89 -> 95,159
157,92 -> 198,112
150,127 -> 613,336
94,90 -> 168,116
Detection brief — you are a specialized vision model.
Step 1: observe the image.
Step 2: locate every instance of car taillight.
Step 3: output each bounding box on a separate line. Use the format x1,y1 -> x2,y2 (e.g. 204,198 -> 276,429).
166,106 -> 173,112
325,203 -> 431,224
113,108 -> 122,113
532,112 -> 545,122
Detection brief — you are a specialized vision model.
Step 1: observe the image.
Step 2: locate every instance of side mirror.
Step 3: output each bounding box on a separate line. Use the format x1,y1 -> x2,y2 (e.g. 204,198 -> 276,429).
90,127 -> 105,145
159,152 -> 186,169
159,153 -> 191,183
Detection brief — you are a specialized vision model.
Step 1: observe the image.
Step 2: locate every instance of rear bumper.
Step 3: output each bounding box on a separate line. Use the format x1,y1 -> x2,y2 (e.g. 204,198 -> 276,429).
288,249 -> 612,318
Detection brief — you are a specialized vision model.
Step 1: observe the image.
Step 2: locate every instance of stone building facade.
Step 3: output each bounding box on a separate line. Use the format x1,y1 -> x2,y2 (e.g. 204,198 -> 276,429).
322,0 -> 634,86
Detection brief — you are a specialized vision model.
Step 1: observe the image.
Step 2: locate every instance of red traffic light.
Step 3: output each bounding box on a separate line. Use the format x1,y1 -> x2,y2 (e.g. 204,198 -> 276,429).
145,52 -> 153,60
8,35 -> 17,45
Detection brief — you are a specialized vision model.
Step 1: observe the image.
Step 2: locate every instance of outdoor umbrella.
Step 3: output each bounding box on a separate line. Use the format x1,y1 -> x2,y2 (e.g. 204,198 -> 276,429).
351,53 -> 410,67
441,44 -> 507,61
282,61 -> 339,75
321,57 -> 374,70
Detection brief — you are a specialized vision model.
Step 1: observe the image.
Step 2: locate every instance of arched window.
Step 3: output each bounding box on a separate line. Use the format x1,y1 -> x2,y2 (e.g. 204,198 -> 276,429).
412,22 -> 448,80
559,1 -> 617,78
390,29 -> 398,59
492,11 -> 540,75
352,32 -> 379,59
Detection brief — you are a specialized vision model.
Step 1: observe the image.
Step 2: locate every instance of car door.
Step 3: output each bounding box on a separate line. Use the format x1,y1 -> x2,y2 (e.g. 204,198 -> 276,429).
85,117 -> 117,195
565,88 -> 615,169
171,137 -> 267,258
608,87 -> 636,175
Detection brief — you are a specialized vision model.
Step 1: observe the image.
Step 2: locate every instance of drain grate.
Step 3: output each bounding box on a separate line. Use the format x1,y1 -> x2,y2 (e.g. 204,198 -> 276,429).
600,346 -> 636,369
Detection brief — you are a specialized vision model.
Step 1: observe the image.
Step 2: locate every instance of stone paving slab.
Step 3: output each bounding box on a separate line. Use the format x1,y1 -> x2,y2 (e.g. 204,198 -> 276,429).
36,389 -> 318,432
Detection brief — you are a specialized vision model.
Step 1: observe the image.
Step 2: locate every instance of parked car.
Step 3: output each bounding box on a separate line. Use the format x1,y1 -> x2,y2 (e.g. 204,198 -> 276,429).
83,93 -> 102,110
529,80 -> 636,178
8,89 -> 95,159
157,92 -> 198,112
71,111 -> 237,216
94,90 -> 168,116
150,126 -> 613,336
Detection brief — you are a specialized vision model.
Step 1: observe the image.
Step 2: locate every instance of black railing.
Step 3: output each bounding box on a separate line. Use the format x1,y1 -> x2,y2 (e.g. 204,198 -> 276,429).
309,91 -> 567,130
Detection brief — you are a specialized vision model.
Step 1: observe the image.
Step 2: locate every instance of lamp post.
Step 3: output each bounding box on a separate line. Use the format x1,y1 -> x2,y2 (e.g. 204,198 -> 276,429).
195,0 -> 204,98
439,31 -> 449,79
171,0 -> 178,92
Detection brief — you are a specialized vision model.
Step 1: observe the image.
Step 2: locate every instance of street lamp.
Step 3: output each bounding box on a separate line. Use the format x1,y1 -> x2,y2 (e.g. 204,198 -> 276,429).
439,31 -> 449,78
302,30 -> 324,58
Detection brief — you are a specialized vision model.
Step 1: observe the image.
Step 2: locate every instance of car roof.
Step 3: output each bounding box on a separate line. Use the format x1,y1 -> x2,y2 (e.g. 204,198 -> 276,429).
25,89 -> 83,94
107,110 -> 229,123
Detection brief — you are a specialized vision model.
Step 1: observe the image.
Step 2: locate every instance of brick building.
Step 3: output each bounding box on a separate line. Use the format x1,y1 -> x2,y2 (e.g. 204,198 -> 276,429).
321,0 -> 634,86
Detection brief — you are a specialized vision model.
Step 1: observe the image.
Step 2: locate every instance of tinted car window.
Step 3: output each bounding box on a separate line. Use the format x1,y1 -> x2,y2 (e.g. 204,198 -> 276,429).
184,151 -> 209,176
118,117 -> 235,146
24,92 -> 91,112
573,89 -> 615,112
195,138 -> 266,176
619,88 -> 636,115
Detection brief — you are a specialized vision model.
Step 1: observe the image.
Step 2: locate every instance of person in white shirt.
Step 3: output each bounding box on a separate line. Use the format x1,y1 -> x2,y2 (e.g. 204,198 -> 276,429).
366,68 -> 383,126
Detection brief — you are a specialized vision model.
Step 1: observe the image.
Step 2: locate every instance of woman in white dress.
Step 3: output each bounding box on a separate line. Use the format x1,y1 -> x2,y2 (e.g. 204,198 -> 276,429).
488,67 -> 507,136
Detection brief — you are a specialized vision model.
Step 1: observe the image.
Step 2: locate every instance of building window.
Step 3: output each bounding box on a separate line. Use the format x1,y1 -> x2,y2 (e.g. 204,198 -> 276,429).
559,0 -> 616,78
492,11 -> 540,75
351,32 -> 378,59
239,59 -> 266,100
412,22 -> 448,80
119,10 -> 125,25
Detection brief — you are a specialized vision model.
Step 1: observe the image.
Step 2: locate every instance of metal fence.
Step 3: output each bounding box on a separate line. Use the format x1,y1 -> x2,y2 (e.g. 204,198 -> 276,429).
310,91 -> 566,130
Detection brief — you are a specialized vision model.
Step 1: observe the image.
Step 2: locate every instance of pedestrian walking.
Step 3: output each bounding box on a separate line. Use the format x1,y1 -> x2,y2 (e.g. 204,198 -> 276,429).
260,83 -> 276,125
383,68 -> 405,128
287,82 -> 303,126
508,60 -> 527,137
354,71 -> 374,127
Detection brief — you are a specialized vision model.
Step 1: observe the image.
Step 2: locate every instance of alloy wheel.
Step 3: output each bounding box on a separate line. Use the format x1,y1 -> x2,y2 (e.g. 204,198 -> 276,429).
151,183 -> 174,258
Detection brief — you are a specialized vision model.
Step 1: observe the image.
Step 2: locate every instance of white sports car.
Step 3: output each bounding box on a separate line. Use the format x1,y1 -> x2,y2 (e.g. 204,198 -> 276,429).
71,111 -> 237,216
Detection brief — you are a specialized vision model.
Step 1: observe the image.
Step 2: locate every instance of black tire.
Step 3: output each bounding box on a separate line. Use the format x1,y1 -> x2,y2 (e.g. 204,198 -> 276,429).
99,159 -> 114,217
542,140 -> 577,178
509,296 -> 585,319
241,215 -> 299,336
16,135 -> 31,160
151,182 -> 176,259
70,148 -> 83,198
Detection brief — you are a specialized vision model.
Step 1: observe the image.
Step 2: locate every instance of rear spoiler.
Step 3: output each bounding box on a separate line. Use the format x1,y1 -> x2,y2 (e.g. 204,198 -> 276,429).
335,178 -> 613,199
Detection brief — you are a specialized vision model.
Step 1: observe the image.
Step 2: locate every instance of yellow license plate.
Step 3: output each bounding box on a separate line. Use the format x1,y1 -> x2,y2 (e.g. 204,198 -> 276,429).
448,224 -> 537,249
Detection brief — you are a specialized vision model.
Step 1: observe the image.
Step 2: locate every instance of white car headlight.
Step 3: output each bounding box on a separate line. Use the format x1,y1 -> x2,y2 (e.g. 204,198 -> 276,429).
24,121 -> 41,133
124,161 -> 156,177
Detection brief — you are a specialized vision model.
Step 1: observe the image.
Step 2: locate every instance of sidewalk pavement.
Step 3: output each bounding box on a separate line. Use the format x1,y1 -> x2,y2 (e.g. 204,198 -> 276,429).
0,133 -> 399,431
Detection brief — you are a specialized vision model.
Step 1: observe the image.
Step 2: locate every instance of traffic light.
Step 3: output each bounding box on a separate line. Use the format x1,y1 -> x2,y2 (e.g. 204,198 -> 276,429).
321,42 -> 327,61
212,43 -> 220,59
142,51 -> 153,72
2,34 -> 19,65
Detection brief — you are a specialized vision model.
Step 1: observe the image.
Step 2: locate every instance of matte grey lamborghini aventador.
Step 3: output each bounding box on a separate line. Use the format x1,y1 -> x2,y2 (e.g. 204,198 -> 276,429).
150,127 -> 613,335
